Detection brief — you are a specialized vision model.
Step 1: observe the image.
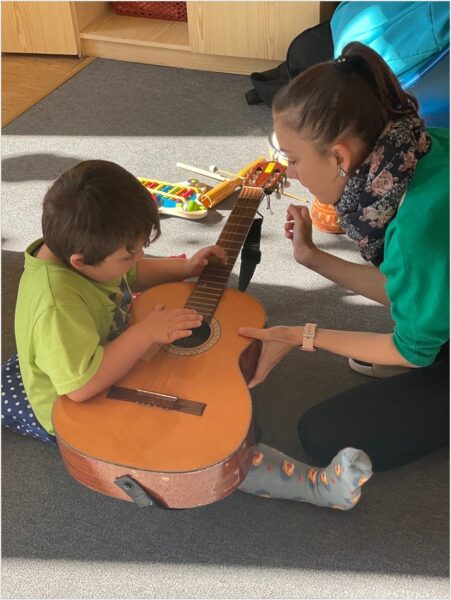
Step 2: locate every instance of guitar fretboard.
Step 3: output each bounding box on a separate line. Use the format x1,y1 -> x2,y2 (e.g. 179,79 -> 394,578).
185,186 -> 264,322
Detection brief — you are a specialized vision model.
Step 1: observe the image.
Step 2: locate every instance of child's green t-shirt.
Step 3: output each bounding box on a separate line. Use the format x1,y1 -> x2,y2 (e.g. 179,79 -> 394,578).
14,239 -> 137,435
380,128 -> 450,366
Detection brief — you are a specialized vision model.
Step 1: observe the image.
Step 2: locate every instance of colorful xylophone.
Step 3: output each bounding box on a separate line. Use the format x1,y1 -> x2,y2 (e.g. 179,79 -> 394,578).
139,177 -> 208,220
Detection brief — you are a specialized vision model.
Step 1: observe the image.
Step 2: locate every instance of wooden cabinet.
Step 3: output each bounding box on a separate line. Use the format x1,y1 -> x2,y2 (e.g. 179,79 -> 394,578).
187,2 -> 319,61
2,1 -> 111,55
3,1 -> 335,74
81,1 -> 329,74
2,1 -> 79,54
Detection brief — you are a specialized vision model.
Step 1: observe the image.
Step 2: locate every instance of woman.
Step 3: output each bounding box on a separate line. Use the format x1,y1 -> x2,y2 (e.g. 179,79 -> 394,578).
239,42 -> 449,472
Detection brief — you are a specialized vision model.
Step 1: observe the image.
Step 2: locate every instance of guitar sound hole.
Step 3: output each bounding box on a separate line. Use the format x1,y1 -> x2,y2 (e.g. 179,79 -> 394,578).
172,322 -> 212,349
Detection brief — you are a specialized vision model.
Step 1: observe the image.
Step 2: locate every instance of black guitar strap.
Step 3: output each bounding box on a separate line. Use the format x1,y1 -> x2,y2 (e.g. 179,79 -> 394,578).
239,215 -> 263,292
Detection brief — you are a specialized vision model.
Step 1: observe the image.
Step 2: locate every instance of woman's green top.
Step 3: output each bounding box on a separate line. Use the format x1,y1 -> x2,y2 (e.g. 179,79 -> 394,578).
380,128 -> 449,367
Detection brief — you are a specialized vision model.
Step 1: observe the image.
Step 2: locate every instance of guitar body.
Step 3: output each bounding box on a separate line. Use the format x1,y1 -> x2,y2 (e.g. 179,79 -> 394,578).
53,159 -> 286,508
52,282 -> 266,508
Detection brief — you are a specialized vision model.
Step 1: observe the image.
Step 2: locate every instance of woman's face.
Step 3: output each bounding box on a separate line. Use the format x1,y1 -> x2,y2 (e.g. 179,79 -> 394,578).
274,118 -> 350,205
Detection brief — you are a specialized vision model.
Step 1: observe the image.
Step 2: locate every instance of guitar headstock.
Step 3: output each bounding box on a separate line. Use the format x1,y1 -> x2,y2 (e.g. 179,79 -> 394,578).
241,160 -> 287,196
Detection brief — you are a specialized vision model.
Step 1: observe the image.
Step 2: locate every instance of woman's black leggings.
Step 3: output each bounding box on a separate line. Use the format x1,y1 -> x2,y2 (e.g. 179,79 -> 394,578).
298,344 -> 449,471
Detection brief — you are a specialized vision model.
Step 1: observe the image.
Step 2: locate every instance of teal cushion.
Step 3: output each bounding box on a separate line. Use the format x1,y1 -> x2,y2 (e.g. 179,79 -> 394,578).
331,1 -> 450,86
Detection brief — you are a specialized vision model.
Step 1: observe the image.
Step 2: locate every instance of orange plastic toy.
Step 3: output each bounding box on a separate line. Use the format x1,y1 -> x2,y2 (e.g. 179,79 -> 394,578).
310,198 -> 345,234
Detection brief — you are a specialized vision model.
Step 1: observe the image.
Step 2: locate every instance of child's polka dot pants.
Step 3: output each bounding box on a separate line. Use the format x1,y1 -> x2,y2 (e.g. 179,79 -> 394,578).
2,353 -> 56,446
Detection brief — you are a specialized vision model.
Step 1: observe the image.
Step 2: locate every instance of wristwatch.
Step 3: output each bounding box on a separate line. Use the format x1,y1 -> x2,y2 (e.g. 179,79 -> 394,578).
299,323 -> 317,352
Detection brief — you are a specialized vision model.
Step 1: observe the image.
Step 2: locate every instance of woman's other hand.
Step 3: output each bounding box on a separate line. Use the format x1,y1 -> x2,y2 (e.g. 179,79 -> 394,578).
285,204 -> 317,265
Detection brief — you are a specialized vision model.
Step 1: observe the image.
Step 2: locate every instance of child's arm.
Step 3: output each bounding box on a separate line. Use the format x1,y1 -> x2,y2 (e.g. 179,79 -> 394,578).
133,245 -> 228,291
66,305 -> 202,402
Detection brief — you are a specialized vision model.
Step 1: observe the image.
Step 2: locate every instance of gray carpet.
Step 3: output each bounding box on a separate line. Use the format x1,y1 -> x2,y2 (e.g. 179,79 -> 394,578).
2,58 -> 449,599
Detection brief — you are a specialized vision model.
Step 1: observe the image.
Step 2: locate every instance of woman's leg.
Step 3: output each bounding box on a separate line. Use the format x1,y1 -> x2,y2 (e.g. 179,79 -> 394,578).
298,355 -> 449,471
238,443 -> 372,509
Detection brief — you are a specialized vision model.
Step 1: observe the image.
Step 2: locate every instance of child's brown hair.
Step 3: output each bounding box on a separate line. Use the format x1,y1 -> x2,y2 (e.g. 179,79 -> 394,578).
273,41 -> 420,159
42,160 -> 160,266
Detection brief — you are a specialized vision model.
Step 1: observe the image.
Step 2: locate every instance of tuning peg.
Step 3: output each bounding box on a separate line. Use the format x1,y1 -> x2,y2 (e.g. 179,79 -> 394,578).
266,194 -> 273,214
281,178 -> 290,189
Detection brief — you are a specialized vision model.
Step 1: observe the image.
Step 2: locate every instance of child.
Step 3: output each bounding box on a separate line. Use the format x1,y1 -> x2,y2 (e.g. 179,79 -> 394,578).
3,160 -> 225,443
2,159 -> 372,510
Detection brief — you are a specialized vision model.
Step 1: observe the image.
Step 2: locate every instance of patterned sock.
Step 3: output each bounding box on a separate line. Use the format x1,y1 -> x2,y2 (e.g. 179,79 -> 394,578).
238,443 -> 372,510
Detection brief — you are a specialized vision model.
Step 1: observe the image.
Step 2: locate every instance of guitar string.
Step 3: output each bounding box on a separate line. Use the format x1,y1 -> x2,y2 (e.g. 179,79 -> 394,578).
188,185 -> 268,315
139,169 -> 282,397
138,193 -> 263,400
187,192 -> 262,316
186,184 -> 279,317
139,192 -> 263,397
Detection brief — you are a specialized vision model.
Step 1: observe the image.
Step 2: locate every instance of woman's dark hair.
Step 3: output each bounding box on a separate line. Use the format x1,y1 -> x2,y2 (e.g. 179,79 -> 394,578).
273,41 -> 420,157
42,160 -> 160,266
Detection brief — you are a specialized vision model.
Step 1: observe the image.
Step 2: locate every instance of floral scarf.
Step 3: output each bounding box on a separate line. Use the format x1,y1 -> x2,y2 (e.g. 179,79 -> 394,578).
335,116 -> 431,265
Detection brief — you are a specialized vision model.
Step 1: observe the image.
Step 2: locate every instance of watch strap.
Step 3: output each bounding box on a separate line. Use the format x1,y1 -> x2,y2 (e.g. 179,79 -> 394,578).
300,323 -> 317,352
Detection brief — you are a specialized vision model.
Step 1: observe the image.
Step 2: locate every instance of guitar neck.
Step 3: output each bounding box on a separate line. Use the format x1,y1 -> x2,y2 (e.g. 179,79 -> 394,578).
185,186 -> 264,322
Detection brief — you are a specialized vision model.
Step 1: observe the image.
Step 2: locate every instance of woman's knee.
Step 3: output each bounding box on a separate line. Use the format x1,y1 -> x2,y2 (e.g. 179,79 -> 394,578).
297,404 -> 344,464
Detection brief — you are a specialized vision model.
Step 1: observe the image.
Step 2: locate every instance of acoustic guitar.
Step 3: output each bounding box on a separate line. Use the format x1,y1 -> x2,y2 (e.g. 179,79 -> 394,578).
52,160 -> 286,508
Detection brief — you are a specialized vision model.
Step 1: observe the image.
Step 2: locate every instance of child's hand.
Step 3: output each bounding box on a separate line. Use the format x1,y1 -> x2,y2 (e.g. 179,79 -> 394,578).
140,304 -> 203,345
185,245 -> 228,278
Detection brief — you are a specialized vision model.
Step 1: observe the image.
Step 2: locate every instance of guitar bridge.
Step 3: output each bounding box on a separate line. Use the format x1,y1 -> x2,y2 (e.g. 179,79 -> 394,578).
107,386 -> 206,416
137,388 -> 177,410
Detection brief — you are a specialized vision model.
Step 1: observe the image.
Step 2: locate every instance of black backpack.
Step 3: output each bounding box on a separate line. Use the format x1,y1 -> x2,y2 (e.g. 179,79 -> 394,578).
245,21 -> 334,107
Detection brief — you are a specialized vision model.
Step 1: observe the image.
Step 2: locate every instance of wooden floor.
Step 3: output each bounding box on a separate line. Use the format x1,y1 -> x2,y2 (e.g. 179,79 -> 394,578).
2,53 -> 94,127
